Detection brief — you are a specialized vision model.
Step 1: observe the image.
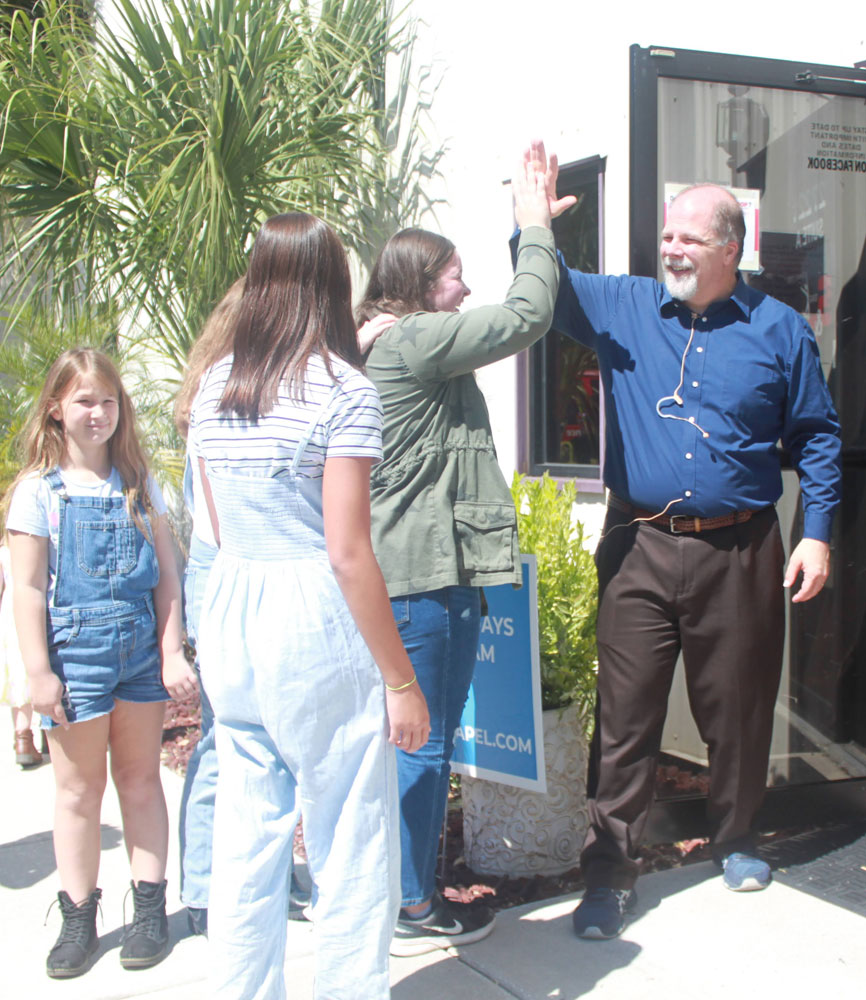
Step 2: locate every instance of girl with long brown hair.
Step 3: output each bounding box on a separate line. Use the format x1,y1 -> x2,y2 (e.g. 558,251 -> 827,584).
6,348 -> 196,979
356,158 -> 558,956
175,274 -> 394,939
189,212 -> 429,999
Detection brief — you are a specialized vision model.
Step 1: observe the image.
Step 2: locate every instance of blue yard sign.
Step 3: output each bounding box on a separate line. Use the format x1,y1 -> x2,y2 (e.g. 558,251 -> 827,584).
450,555 -> 546,793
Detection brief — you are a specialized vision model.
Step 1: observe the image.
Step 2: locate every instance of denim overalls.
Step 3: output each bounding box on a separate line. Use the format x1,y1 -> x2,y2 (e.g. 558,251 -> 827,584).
197,393 -> 399,1000
43,469 -> 166,727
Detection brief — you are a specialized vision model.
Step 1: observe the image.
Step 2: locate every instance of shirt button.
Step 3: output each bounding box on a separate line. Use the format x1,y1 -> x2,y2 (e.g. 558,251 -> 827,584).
691,381 -> 699,388
685,490 -> 692,497
685,452 -> 693,459
702,317 -> 707,323
696,346 -> 704,353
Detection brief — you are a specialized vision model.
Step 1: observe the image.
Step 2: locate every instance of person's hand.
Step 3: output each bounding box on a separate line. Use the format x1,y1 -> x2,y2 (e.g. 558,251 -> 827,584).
524,139 -> 578,219
783,537 -> 830,603
162,650 -> 199,701
385,683 -> 430,753
28,670 -> 68,728
513,153 -> 552,231
358,313 -> 398,352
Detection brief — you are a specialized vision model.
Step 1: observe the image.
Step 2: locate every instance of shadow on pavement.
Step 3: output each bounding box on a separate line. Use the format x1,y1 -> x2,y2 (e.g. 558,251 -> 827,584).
401,864 -> 721,999
762,820 -> 866,869
0,824 -> 123,889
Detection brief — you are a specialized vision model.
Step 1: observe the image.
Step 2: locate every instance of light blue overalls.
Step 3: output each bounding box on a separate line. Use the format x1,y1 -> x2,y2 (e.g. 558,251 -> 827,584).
198,394 -> 399,1000
43,469 -> 166,727
178,455 -> 219,910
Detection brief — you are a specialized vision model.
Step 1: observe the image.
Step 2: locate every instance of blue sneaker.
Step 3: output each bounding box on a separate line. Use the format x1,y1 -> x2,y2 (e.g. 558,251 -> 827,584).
572,888 -> 637,939
721,852 -> 771,891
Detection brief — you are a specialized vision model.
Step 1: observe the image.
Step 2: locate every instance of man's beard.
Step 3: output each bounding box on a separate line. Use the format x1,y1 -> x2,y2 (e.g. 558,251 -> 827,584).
663,260 -> 698,302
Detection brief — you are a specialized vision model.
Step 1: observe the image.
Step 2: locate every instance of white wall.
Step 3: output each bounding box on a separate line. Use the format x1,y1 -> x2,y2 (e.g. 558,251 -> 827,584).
405,1 -> 865,511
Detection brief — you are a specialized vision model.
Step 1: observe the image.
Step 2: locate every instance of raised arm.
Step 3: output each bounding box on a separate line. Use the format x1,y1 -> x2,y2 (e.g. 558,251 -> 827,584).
393,158 -> 559,381
513,152 -> 553,231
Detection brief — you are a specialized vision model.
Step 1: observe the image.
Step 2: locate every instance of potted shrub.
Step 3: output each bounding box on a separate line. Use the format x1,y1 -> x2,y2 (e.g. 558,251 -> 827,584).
461,472 -> 598,876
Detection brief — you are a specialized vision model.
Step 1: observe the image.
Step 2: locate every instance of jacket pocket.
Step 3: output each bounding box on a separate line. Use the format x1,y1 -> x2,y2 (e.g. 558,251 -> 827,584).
453,501 -> 516,574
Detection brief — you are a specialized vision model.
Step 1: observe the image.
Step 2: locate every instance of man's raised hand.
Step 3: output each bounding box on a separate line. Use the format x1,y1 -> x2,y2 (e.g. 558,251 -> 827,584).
524,139 -> 578,219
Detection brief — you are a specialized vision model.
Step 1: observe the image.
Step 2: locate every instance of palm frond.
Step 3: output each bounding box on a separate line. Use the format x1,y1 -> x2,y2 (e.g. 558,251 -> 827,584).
0,0 -> 442,485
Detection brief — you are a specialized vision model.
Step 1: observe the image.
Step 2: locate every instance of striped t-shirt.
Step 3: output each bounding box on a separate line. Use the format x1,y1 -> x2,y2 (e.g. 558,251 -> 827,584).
188,353 -> 383,479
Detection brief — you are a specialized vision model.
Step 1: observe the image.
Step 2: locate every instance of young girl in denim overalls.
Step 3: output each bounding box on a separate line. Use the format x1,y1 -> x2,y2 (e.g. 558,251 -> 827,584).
189,213 -> 430,1000
6,349 -> 196,980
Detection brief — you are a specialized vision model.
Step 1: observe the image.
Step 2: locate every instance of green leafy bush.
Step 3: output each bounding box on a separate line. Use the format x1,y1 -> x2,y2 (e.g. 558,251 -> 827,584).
511,472 -> 598,722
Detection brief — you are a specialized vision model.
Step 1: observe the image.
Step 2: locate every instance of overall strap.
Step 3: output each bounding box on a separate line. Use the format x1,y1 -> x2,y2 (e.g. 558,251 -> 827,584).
289,382 -> 344,474
44,469 -> 67,609
44,468 -> 66,495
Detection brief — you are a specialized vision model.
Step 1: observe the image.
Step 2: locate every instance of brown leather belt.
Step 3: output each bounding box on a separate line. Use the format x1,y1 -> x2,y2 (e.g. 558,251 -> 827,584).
607,493 -> 760,534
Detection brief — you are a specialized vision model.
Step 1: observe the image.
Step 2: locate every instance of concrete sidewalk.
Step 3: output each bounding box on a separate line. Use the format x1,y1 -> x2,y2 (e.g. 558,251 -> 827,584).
1,724 -> 864,999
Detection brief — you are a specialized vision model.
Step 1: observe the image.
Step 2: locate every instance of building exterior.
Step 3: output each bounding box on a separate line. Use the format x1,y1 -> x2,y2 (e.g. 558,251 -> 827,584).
90,1 -> 866,815
406,1 -> 864,508
404,3 -> 866,814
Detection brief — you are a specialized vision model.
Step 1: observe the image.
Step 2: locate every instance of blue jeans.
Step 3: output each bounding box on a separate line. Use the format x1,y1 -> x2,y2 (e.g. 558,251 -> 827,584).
178,534 -> 218,908
391,586 -> 481,906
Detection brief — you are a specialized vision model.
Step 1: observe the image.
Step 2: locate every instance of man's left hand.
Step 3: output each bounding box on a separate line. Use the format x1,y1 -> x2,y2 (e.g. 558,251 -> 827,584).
783,538 -> 830,603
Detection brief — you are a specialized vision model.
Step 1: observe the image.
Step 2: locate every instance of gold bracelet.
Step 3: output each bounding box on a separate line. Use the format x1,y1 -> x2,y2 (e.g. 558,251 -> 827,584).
385,674 -> 417,692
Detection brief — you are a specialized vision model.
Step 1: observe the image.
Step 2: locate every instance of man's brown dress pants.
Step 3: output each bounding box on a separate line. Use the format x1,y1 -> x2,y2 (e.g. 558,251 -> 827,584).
580,505 -> 785,890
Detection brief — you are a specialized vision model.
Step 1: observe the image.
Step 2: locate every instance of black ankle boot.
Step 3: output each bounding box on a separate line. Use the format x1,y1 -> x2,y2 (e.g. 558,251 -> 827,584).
46,888 -> 101,979
120,879 -> 169,970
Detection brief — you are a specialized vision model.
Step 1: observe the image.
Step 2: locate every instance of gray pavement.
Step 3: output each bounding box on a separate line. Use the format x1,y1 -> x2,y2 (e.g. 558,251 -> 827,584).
2,717 -> 864,999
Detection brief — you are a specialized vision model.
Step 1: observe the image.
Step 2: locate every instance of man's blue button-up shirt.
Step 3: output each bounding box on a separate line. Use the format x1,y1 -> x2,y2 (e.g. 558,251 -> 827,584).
550,260 -> 842,542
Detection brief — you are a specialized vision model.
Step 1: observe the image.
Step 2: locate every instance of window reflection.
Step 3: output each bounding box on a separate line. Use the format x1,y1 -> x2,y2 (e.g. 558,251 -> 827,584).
529,158 -> 604,480
655,73 -> 866,794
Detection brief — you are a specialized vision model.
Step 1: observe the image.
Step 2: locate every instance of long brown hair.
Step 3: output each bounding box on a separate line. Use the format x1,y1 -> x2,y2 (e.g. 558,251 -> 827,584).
219,213 -> 360,420
355,228 -> 455,324
174,277 -> 246,439
9,349 -> 155,532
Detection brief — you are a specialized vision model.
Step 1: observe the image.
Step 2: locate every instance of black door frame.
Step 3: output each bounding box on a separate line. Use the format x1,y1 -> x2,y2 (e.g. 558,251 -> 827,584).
629,44 -> 866,278
630,43 -> 866,833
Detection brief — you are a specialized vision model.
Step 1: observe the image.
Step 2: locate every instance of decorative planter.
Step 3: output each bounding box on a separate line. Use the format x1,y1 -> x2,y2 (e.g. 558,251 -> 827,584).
461,703 -> 589,877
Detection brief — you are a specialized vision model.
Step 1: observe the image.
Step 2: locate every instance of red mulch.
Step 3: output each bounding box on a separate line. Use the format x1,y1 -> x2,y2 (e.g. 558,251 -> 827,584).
160,689 -> 202,774
161,693 -> 803,911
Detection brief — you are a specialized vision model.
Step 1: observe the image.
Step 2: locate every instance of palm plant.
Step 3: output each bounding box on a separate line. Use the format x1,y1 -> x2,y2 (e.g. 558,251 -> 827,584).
0,0 -> 441,484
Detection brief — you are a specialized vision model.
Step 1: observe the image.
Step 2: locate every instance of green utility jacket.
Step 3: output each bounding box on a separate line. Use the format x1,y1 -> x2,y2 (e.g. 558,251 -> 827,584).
366,226 -> 558,597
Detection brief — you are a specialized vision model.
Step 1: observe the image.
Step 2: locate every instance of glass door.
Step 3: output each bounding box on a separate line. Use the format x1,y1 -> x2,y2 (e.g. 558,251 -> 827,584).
631,46 -> 866,798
